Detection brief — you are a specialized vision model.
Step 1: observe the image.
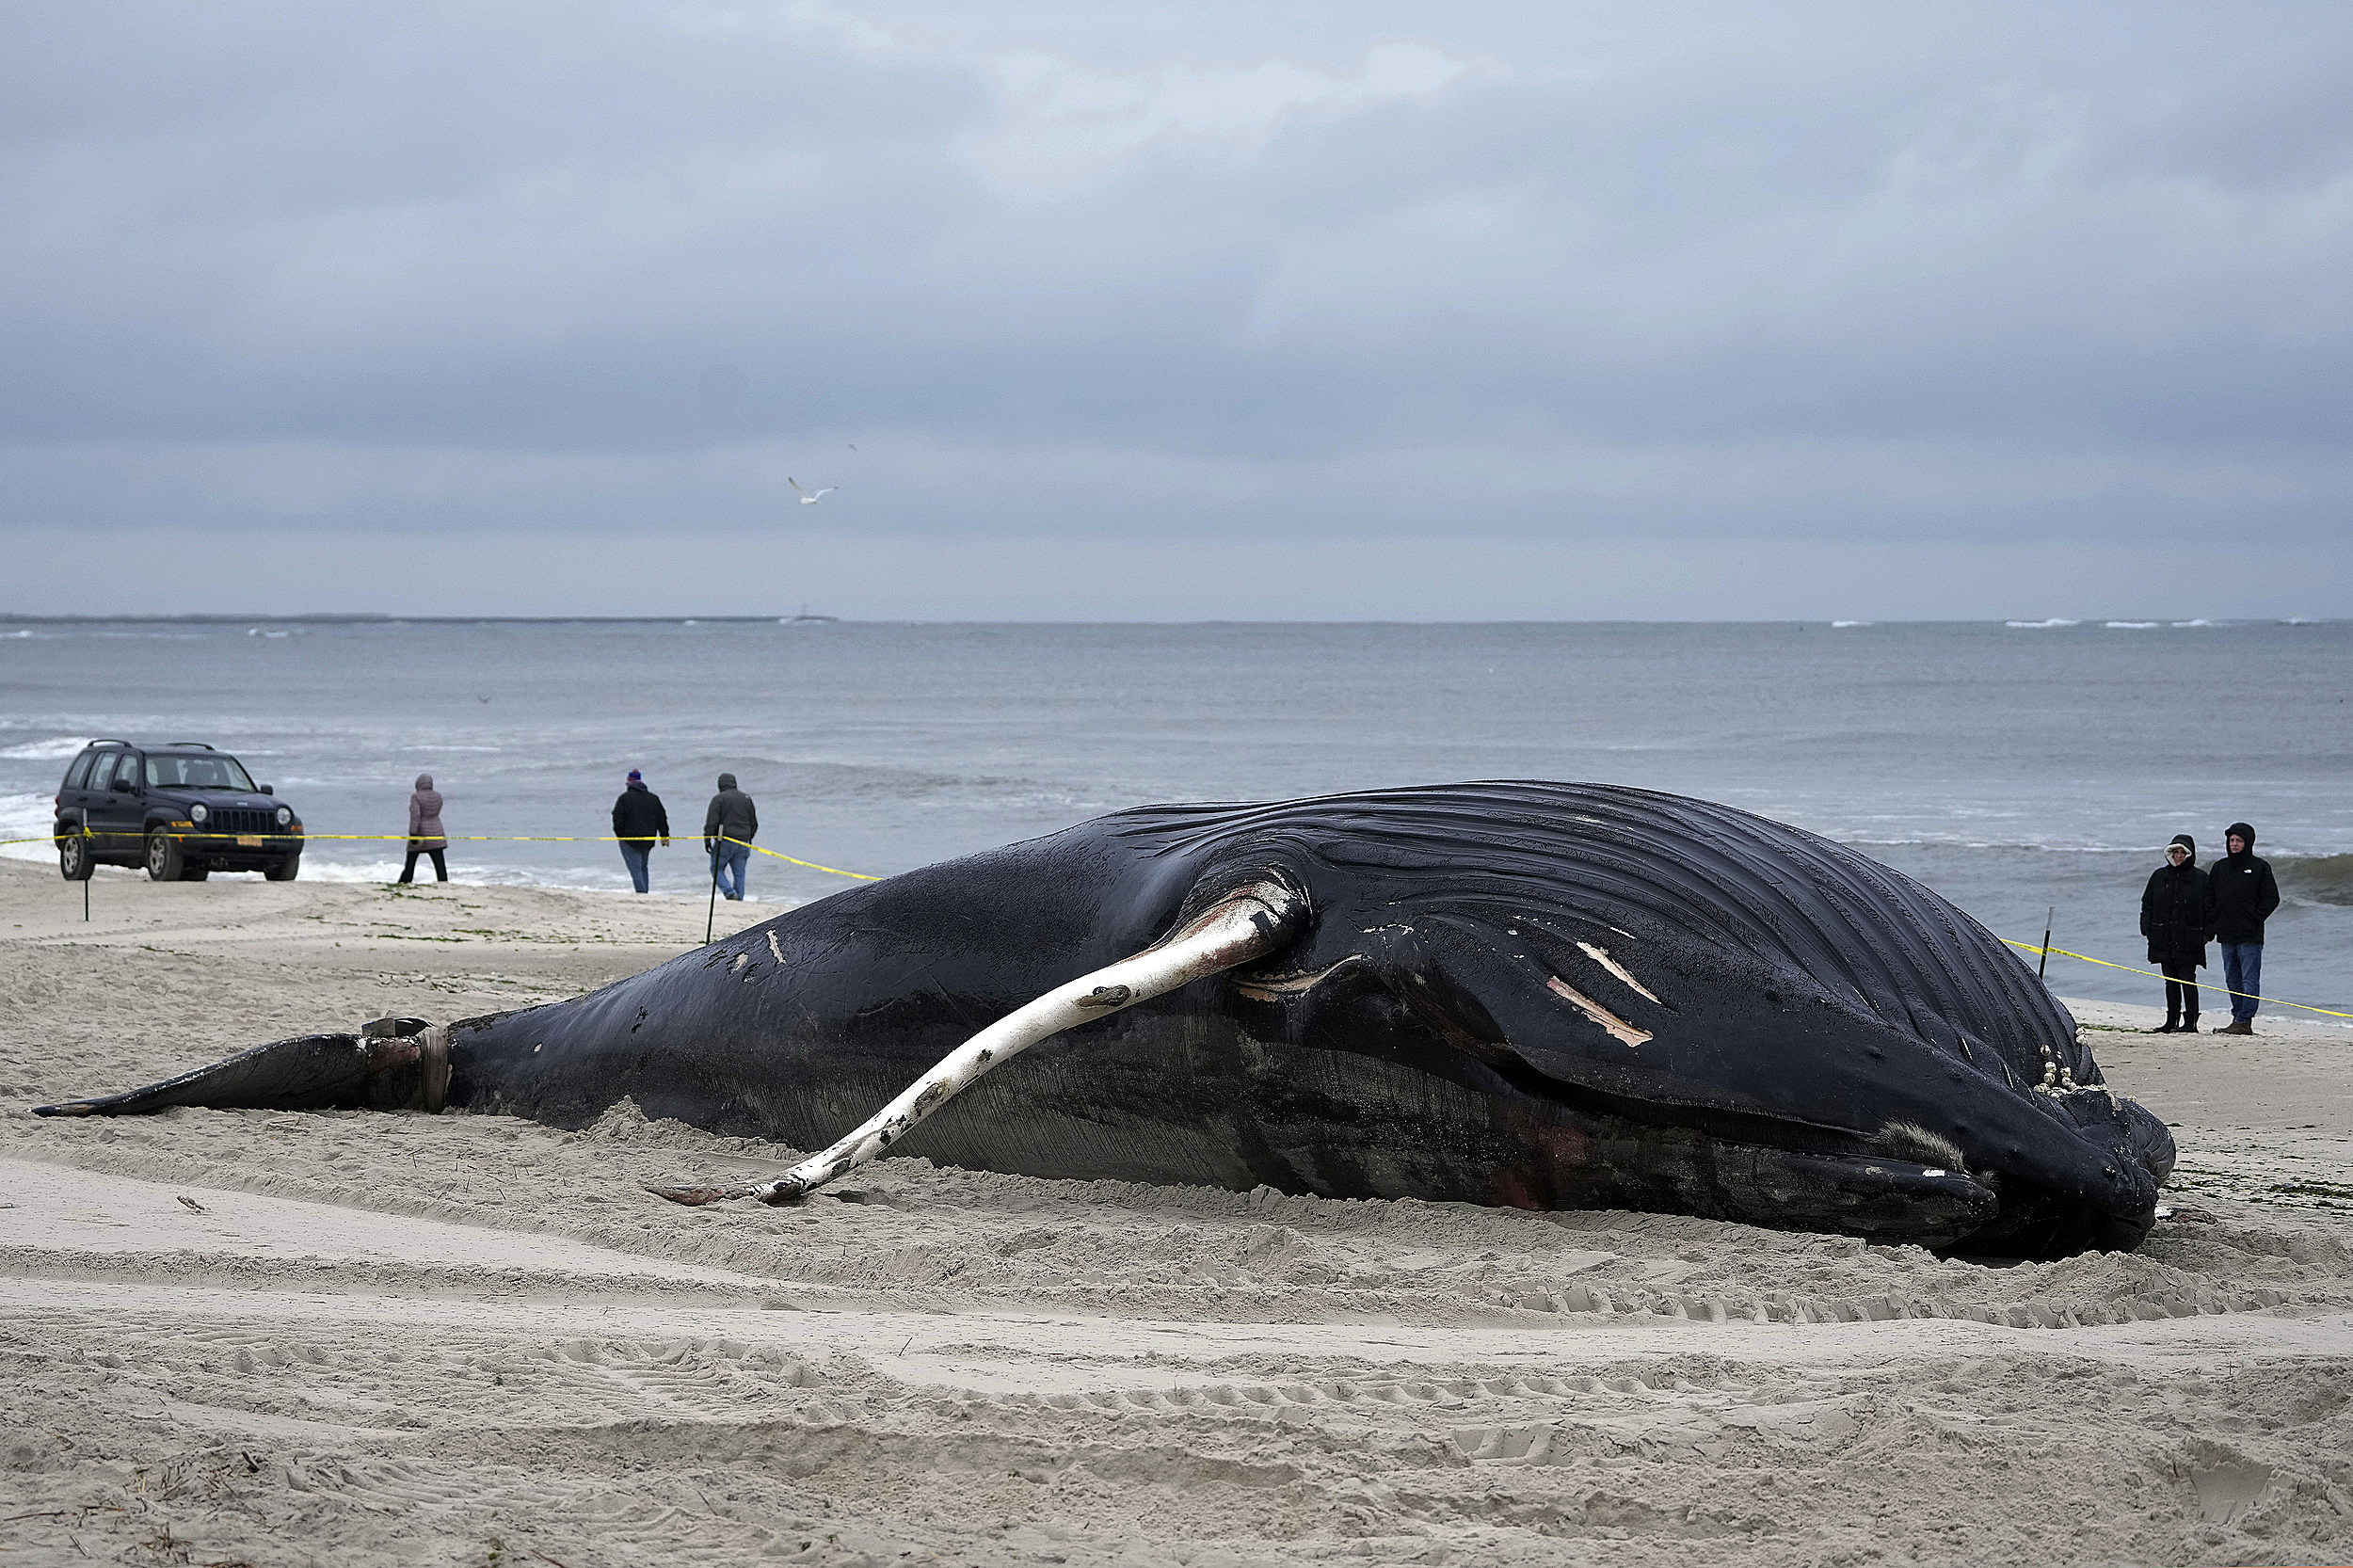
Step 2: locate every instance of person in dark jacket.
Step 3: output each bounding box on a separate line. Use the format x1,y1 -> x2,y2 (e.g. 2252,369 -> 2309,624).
2208,821 -> 2281,1035
398,773 -> 449,884
611,769 -> 670,894
2139,834 -> 2210,1032
703,772 -> 758,901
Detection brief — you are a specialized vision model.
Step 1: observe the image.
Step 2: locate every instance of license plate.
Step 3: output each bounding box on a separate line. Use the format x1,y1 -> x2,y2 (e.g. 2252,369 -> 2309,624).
236,834 -> 263,847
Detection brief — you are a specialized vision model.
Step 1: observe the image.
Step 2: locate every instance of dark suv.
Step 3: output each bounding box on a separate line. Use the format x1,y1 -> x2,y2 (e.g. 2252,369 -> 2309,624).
54,741 -> 304,882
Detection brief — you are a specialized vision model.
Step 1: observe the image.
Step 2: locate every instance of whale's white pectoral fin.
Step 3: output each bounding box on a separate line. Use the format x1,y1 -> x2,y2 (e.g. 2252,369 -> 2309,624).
649,878 -> 1305,1209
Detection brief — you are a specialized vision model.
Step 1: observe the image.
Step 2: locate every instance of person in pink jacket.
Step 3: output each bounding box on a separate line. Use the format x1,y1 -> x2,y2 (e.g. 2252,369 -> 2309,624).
399,773 -> 449,883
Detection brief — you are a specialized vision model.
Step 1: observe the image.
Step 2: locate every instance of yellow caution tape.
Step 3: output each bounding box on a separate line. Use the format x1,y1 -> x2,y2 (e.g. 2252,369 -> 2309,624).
728,842 -> 881,880
0,829 -> 880,881
2005,938 -> 2352,1020
8,824 -> 2340,1013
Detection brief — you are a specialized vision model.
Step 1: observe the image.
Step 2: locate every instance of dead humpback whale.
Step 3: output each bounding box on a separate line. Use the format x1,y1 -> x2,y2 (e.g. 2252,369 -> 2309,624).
35,782 -> 2173,1258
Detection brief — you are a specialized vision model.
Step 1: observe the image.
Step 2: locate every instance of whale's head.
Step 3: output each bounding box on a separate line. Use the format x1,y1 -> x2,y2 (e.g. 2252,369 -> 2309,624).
1121,781 -> 2173,1259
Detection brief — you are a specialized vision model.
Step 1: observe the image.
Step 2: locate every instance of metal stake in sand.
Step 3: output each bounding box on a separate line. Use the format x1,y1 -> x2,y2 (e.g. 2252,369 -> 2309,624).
83,826 -> 90,922
705,832 -> 722,944
2039,905 -> 2054,980
647,878 -> 1305,1208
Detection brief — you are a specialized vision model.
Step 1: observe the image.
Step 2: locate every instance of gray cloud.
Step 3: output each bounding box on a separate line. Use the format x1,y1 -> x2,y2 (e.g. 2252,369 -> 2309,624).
3,2 -> 2349,614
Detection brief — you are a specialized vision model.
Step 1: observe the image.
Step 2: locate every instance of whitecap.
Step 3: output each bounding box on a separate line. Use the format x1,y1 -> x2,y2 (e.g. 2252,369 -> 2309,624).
0,792 -> 61,863
0,735 -> 94,760
2171,618 -> 2215,628
2005,618 -> 2080,629
1830,620 -> 1872,629
2104,621 -> 2160,630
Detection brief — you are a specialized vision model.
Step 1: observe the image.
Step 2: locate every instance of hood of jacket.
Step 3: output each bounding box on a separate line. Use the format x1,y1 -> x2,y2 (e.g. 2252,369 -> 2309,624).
2167,833 -> 2196,865
2224,822 -> 2257,856
717,773 -> 738,791
414,773 -> 434,792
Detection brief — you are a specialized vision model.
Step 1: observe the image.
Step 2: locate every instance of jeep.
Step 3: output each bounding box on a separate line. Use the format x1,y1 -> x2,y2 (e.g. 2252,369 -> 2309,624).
54,740 -> 304,882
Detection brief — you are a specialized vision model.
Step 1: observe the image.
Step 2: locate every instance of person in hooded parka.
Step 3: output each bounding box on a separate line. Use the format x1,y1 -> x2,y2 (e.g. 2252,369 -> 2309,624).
2139,833 -> 2211,1032
2208,821 -> 2282,1035
400,773 -> 449,884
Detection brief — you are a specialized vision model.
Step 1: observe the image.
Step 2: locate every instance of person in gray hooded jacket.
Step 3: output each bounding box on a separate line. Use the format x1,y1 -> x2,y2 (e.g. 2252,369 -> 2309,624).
703,773 -> 758,901
399,773 -> 448,884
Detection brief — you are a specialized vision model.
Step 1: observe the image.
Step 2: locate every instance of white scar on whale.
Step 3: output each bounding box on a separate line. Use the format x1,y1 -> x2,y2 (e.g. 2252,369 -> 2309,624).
1576,940 -> 1660,1004
1545,975 -> 1653,1048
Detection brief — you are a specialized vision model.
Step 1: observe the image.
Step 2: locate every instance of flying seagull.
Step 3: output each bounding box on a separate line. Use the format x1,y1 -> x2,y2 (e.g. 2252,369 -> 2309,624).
789,477 -> 836,505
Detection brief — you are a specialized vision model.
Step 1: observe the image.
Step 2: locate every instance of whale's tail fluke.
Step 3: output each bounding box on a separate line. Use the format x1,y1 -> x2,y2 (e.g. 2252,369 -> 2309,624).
648,877 -> 1305,1208
33,1017 -> 449,1119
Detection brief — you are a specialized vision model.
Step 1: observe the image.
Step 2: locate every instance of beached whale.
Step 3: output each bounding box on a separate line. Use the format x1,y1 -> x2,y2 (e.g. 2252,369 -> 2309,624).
35,782 -> 2172,1257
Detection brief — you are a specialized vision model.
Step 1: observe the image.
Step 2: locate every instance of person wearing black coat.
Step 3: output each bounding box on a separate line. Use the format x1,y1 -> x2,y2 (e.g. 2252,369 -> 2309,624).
2208,820 -> 2282,1035
2139,834 -> 2211,1032
611,769 -> 671,894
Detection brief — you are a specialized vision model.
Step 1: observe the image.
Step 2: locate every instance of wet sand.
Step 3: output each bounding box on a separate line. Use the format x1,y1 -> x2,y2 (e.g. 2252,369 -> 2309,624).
2,858 -> 2348,1566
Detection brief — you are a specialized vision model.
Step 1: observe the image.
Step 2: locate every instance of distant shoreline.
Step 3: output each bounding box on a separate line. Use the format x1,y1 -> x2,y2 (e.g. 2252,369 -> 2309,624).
0,613 -> 836,625
2,614 -> 2340,627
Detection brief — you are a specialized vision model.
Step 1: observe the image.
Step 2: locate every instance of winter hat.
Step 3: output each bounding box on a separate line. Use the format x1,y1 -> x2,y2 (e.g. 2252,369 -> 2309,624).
2167,834 -> 2195,863
627,769 -> 644,783
2225,821 -> 2256,851
717,772 -> 737,790
415,773 -> 434,791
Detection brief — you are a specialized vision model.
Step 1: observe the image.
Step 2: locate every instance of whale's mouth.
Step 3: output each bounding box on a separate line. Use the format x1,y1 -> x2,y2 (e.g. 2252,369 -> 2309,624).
1294,907 -> 2169,1260
1505,1076 -> 2167,1261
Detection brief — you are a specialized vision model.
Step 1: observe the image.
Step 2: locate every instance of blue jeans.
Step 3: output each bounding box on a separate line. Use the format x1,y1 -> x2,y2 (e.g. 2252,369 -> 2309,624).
710,840 -> 750,900
619,842 -> 652,894
2219,941 -> 2263,1021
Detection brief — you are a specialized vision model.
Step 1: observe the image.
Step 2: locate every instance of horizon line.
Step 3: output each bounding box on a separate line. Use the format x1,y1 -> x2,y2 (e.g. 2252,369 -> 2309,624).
1,613 -> 2340,628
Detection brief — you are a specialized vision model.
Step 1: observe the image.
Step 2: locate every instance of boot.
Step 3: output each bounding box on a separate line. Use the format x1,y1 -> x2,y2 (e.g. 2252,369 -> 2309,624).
2181,1013 -> 2198,1033
2218,1018 -> 2252,1036
2151,1015 -> 2179,1033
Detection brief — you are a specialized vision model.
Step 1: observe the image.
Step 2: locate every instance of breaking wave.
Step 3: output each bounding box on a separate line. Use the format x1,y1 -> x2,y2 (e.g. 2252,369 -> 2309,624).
0,735 -> 93,761
2280,853 -> 2353,907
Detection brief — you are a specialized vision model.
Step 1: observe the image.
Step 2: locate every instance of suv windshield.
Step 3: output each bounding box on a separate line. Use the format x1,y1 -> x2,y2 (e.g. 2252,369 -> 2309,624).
146,753 -> 258,792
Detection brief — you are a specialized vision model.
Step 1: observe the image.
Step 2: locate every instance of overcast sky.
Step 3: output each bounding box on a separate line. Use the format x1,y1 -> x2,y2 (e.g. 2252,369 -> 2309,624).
4,2 -> 2349,617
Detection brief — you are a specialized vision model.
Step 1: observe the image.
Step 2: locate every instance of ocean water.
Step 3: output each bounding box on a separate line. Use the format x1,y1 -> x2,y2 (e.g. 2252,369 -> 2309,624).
3,618 -> 2347,1019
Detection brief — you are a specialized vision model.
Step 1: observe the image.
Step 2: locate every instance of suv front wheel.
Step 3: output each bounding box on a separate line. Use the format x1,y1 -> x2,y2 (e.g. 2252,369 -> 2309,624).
57,825 -> 92,881
264,855 -> 300,882
146,829 -> 186,882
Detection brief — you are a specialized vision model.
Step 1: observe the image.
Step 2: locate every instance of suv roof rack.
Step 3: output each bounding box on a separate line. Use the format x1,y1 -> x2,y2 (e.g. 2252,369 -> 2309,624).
89,738 -> 131,748
163,742 -> 216,749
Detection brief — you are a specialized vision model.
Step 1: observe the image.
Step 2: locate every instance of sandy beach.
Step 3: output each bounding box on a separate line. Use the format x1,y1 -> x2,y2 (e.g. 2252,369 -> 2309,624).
2,858 -> 2348,1567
